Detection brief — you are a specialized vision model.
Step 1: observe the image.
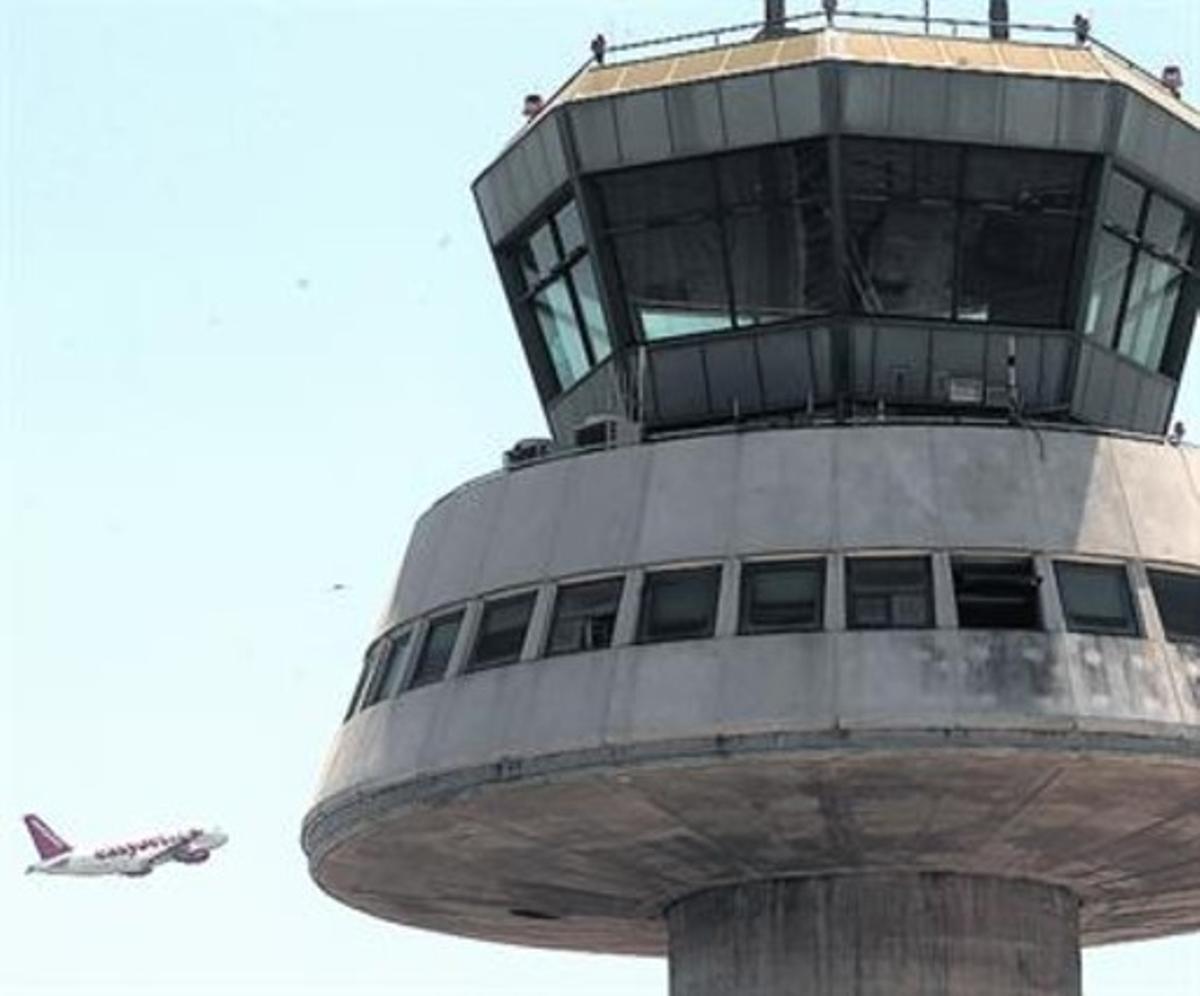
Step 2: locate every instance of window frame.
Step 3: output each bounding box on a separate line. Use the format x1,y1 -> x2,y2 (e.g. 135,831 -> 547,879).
950,556 -> 1042,631
738,558 -> 826,635
466,591 -> 539,673
845,555 -> 935,631
636,565 -> 723,645
1146,566 -> 1200,644
545,575 -> 626,658
1053,560 -> 1141,637
404,609 -> 465,691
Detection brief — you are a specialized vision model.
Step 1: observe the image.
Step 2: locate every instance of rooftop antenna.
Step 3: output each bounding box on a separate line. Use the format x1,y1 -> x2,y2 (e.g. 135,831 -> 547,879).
989,0 -> 1010,41
923,1 -> 931,34
761,0 -> 788,38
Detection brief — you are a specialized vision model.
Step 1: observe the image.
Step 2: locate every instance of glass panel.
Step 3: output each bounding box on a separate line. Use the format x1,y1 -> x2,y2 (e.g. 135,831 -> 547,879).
719,143 -> 828,206
556,200 -> 586,256
638,566 -> 721,643
847,200 -> 955,318
1148,569 -> 1200,643
952,558 -> 1041,629
1119,255 -> 1185,370
359,638 -> 395,709
343,660 -> 373,721
846,557 -> 934,630
376,630 -> 413,701
570,258 -> 612,362
964,148 -> 1088,211
843,139 -> 959,199
957,208 -> 1078,325
547,577 -> 624,656
1085,232 -> 1135,348
534,279 -> 591,388
599,159 -> 716,228
614,222 -> 731,339
519,222 -> 560,287
407,612 -> 463,690
1103,172 -> 1145,233
469,593 -> 537,671
739,560 -> 825,634
1054,562 -> 1139,636
728,206 -> 834,326
1142,194 -> 1192,261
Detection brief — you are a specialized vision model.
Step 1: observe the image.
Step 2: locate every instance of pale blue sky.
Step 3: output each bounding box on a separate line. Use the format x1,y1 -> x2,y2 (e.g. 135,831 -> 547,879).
3,1 -> 1198,993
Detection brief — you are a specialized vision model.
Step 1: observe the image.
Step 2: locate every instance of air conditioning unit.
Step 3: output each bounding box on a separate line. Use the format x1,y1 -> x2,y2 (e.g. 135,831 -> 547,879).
503,437 -> 554,468
574,416 -> 619,449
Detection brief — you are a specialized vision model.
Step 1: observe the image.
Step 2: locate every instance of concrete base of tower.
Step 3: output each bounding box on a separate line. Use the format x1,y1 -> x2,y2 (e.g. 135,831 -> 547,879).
667,874 -> 1080,996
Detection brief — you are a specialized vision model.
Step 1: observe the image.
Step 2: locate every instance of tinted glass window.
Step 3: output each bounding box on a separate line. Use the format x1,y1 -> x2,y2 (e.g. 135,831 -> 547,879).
1054,562 -> 1139,636
343,660 -> 373,721
1103,172 -> 1145,233
847,200 -> 955,318
556,200 -> 586,256
727,206 -> 834,325
600,159 -> 716,228
520,223 -> 560,287
740,560 -> 824,634
357,640 -> 393,711
365,630 -> 413,706
1119,255 -> 1185,371
1085,232 -> 1135,348
547,577 -> 624,656
1143,194 -> 1192,261
843,140 -> 958,199
952,558 -> 1041,629
958,209 -> 1077,325
719,144 -> 828,206
534,281 -> 591,389
406,612 -> 463,690
614,222 -> 730,339
469,593 -> 537,671
1147,569 -> 1200,643
570,258 -> 612,362
964,149 -> 1087,211
638,567 -> 722,643
846,557 -> 934,630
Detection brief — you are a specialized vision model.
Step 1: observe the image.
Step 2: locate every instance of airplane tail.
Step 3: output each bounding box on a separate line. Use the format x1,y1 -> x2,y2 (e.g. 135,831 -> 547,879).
22,814 -> 72,861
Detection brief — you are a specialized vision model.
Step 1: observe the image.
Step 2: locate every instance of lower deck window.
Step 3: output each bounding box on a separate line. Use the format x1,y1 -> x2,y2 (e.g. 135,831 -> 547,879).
1148,568 -> 1200,643
1054,561 -> 1140,636
952,557 -> 1041,629
361,630 -> 412,709
638,566 -> 721,643
739,559 -> 824,634
546,577 -> 624,656
468,592 -> 537,672
846,556 -> 933,629
406,611 -> 463,690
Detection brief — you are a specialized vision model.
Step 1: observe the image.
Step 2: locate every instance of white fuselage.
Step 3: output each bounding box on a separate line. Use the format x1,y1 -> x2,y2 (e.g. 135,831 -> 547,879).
27,827 -> 228,877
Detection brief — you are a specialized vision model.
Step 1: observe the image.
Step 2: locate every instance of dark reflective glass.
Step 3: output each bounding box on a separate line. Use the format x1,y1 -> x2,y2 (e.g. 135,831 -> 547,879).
556,200 -> 586,256
728,206 -> 834,326
1085,232 -> 1135,348
964,149 -> 1088,211
958,208 -> 1078,325
614,222 -> 731,339
952,558 -> 1041,630
469,593 -> 537,671
570,258 -> 612,362
1104,172 -> 1146,233
719,143 -> 827,206
638,566 -> 721,643
1054,562 -> 1139,636
846,557 -> 934,630
534,280 -> 591,388
740,560 -> 824,634
843,139 -> 959,199
1119,255 -> 1185,371
1143,194 -> 1194,263
519,222 -> 560,288
363,631 -> 412,707
407,611 -> 463,690
600,159 -> 716,228
847,200 -> 954,318
547,577 -> 624,656
1147,569 -> 1200,643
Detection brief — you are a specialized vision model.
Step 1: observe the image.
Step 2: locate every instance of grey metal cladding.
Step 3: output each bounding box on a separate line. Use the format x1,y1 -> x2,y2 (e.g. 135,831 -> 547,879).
1056,81 -> 1107,150
474,172 -> 505,245
890,69 -> 950,140
703,338 -> 762,417
773,67 -> 823,140
1109,361 -> 1141,427
840,65 -> 892,134
719,74 -> 779,149
540,116 -> 570,188
1115,96 -> 1200,208
931,328 -> 987,385
947,73 -> 1003,144
757,328 -> 815,408
666,83 -> 726,156
547,360 -> 625,444
614,90 -> 672,166
1003,77 -> 1060,149
570,99 -> 622,171
650,347 -> 709,422
1132,376 -> 1175,435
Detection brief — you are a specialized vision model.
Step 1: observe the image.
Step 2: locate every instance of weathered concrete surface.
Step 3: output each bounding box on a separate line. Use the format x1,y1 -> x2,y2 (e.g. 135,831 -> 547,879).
668,875 -> 1080,996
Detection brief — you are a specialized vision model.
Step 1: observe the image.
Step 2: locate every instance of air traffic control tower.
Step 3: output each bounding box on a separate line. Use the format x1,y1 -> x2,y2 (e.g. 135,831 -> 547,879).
304,5 -> 1200,993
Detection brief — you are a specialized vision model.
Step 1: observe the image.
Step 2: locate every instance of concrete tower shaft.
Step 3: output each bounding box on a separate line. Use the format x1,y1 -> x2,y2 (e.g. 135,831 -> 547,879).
303,11 -> 1200,996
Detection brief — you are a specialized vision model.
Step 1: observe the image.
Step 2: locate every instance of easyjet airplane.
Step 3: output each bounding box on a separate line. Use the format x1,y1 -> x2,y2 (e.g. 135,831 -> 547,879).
22,814 -> 228,878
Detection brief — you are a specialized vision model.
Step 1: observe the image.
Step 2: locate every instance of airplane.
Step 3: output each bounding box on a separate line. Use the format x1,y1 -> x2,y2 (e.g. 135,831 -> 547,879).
22,814 -> 228,878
